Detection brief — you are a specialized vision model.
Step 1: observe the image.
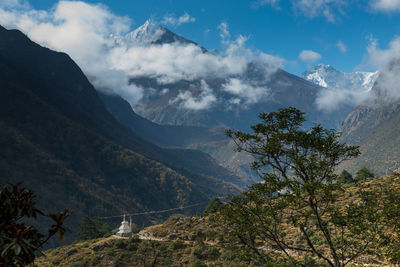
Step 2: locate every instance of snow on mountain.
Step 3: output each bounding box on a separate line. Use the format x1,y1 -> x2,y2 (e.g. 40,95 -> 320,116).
120,19 -> 202,48
124,19 -> 165,45
302,64 -> 379,92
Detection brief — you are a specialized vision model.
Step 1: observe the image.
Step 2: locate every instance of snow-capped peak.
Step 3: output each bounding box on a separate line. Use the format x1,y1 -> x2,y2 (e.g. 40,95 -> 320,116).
124,19 -> 166,45
302,64 -> 379,92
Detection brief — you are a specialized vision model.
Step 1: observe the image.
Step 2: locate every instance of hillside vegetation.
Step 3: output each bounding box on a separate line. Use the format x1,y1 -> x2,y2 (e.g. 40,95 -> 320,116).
35,170 -> 400,266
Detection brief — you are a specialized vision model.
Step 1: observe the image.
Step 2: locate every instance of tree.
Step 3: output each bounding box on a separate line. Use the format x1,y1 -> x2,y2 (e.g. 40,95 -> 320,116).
76,216 -> 111,241
338,170 -> 354,184
221,107 -> 381,267
0,183 -> 69,267
354,167 -> 374,182
203,197 -> 224,215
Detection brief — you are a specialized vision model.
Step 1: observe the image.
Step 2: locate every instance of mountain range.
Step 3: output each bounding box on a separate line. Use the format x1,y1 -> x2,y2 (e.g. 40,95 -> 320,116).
115,21 -> 348,132
3,18 -> 400,248
302,64 -> 378,92
0,25 -> 244,245
338,59 -> 400,176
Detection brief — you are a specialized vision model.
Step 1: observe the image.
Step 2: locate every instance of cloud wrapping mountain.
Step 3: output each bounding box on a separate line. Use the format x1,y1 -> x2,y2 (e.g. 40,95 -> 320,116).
0,0 -> 283,109
302,64 -> 379,112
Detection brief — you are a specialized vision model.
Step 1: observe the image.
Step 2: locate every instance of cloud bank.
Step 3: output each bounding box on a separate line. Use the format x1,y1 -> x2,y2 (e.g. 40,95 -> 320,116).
365,36 -> 400,102
0,0 -> 283,111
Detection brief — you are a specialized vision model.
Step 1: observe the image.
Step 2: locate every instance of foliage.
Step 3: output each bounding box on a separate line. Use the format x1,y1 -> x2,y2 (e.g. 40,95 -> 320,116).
76,216 -> 111,241
0,183 -> 69,267
338,170 -> 354,184
222,107 -> 382,267
203,197 -> 224,215
354,167 -> 375,182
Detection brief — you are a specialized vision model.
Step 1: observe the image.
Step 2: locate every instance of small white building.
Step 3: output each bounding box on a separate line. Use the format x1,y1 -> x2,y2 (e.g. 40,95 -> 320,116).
116,215 -> 132,237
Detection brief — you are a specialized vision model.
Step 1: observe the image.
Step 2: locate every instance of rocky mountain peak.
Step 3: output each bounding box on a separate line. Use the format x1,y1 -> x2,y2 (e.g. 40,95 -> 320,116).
123,19 -> 204,49
302,64 -> 379,92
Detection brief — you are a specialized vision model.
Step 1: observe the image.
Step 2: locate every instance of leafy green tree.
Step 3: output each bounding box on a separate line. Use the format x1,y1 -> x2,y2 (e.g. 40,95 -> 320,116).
76,216 -> 111,241
203,197 -> 224,215
354,167 -> 374,182
222,107 -> 381,267
0,183 -> 69,267
338,170 -> 354,184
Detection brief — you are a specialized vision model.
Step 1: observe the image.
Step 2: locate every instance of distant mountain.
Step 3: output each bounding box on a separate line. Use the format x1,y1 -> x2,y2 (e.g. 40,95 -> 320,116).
302,64 -> 379,92
119,23 -> 348,132
339,59 -> 400,176
132,65 -> 345,131
121,19 -> 205,50
0,25 -> 241,245
99,92 -> 250,186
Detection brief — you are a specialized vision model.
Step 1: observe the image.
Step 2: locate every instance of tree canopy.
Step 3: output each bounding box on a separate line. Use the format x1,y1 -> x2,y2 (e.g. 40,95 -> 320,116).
354,167 -> 375,182
222,107 -> 382,267
338,170 -> 354,184
0,183 -> 69,266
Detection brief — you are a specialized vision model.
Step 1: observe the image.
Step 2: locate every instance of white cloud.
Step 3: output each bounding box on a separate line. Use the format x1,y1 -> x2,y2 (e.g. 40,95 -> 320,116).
0,1 -> 283,110
222,78 -> 270,105
364,36 -> 400,101
371,0 -> 400,12
315,89 -> 372,112
374,60 -> 400,101
336,40 -> 347,53
0,0 -> 30,9
217,22 -> 230,41
366,36 -> 400,69
299,50 -> 322,62
171,80 -> 217,110
161,12 -> 195,27
292,0 -> 346,22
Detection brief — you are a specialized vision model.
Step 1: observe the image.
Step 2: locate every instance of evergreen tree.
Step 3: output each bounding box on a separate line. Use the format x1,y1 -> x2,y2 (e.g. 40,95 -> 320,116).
338,170 -> 354,184
203,197 -> 224,215
354,167 -> 374,182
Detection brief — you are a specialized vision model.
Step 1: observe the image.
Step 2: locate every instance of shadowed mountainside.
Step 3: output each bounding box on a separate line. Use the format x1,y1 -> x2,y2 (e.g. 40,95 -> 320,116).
0,25 -> 241,245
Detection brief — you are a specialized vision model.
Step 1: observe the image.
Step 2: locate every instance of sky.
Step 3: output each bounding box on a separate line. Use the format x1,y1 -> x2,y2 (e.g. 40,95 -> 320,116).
1,0 -> 400,112
22,0 -> 400,75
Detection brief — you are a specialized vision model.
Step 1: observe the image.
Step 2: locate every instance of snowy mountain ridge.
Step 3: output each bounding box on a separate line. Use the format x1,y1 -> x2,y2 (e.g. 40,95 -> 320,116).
118,19 -> 202,49
302,64 -> 379,92
124,19 -> 165,45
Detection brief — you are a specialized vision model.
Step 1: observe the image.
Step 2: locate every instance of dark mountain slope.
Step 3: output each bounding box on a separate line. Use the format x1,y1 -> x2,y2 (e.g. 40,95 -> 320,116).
0,26 -> 240,244
99,93 -> 250,187
99,93 -> 227,148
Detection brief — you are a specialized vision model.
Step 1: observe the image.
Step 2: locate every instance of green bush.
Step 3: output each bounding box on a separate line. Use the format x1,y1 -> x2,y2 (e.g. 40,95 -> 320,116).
207,247 -> 220,260
170,240 -> 186,250
191,258 -> 207,267
113,239 -> 126,249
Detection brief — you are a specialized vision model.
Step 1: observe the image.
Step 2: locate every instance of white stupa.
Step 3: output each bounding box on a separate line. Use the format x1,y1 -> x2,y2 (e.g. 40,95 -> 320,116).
117,215 -> 132,237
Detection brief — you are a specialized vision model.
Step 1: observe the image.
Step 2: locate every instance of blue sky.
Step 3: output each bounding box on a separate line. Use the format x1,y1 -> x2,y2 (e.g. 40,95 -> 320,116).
27,0 -> 400,75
